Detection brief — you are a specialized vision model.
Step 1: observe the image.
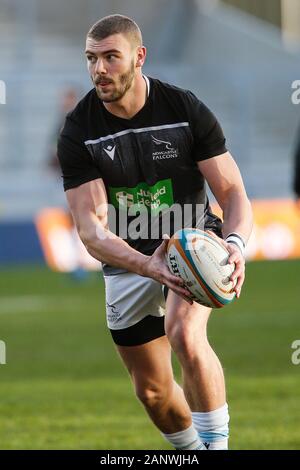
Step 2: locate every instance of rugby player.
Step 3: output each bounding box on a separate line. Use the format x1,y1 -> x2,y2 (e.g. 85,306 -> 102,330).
57,14 -> 253,450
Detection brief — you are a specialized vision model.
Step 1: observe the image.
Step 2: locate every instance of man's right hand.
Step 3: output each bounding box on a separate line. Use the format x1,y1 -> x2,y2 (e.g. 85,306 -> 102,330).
141,238 -> 194,305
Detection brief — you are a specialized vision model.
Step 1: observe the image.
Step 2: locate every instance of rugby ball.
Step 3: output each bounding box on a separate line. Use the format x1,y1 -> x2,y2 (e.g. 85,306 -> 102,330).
167,228 -> 236,308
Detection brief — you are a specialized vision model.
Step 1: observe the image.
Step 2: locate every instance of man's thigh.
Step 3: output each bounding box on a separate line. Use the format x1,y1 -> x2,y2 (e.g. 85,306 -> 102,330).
116,335 -> 174,391
165,290 -> 212,335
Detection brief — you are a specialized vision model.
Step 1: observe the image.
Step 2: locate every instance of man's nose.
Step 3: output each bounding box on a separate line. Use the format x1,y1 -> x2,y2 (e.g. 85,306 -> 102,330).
95,58 -> 107,75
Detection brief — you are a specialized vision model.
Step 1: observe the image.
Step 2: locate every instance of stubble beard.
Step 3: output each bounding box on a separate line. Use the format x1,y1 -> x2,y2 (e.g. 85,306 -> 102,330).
95,60 -> 135,103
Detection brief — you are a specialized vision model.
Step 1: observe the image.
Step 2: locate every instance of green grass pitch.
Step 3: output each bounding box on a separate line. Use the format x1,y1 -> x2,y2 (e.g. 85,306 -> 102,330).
0,260 -> 299,449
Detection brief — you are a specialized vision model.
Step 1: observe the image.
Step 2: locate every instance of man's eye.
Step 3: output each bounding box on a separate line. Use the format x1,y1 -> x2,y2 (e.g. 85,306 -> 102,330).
107,54 -> 116,61
87,56 -> 96,63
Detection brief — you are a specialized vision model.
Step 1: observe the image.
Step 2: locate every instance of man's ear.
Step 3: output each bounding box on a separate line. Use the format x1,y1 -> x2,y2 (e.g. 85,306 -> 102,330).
136,46 -> 146,67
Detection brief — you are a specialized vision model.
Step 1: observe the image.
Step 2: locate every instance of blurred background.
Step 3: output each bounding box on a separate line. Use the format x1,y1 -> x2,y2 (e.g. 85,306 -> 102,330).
0,0 -> 300,450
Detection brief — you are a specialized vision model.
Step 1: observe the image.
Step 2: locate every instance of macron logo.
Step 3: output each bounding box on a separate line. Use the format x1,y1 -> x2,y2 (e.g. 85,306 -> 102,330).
104,144 -> 116,160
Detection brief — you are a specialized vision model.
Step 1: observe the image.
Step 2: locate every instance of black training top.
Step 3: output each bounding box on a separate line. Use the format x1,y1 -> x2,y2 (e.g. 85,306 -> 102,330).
57,76 -> 227,274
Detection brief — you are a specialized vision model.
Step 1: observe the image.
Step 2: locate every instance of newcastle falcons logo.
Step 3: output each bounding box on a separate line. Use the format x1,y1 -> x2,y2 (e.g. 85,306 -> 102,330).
151,135 -> 173,150
151,135 -> 178,160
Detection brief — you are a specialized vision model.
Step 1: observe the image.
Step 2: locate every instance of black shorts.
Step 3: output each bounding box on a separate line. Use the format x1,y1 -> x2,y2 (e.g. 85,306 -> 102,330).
110,314 -> 166,347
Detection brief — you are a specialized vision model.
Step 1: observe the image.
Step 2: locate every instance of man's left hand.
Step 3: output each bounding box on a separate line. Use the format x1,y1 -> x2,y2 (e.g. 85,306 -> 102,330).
206,231 -> 245,299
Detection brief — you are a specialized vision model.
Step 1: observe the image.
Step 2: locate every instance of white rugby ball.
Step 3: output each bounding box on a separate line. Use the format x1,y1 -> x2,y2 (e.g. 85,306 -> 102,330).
167,228 -> 236,308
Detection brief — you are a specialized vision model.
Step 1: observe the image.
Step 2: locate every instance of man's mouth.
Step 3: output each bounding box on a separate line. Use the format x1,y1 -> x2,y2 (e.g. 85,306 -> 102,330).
96,79 -> 113,87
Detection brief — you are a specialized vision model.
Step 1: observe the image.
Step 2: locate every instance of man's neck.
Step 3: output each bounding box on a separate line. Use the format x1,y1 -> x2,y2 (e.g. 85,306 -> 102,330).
103,74 -> 147,120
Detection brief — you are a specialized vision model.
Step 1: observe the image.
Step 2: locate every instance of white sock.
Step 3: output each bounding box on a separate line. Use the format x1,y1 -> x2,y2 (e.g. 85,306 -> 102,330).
162,424 -> 206,450
192,403 -> 230,450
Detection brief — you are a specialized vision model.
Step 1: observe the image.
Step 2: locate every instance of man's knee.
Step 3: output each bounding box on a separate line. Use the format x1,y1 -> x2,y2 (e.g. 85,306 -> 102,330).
165,317 -> 208,361
135,382 -> 171,410
166,322 -> 196,355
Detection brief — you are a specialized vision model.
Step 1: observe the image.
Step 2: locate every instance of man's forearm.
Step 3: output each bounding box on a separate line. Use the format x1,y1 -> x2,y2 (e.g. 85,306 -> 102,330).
82,224 -> 149,276
221,191 -> 253,244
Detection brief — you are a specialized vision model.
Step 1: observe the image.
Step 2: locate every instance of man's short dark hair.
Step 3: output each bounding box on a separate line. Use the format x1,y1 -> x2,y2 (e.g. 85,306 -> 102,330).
87,14 -> 142,48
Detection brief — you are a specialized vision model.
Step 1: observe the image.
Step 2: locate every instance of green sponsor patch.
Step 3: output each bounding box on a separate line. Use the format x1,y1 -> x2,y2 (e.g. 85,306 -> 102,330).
109,179 -> 174,215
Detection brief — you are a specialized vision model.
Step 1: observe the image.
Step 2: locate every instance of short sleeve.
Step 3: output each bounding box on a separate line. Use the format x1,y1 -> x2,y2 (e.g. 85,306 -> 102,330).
57,114 -> 102,191
186,92 -> 227,162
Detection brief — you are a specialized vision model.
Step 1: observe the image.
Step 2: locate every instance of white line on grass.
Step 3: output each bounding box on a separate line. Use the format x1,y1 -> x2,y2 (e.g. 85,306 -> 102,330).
0,296 -> 87,314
